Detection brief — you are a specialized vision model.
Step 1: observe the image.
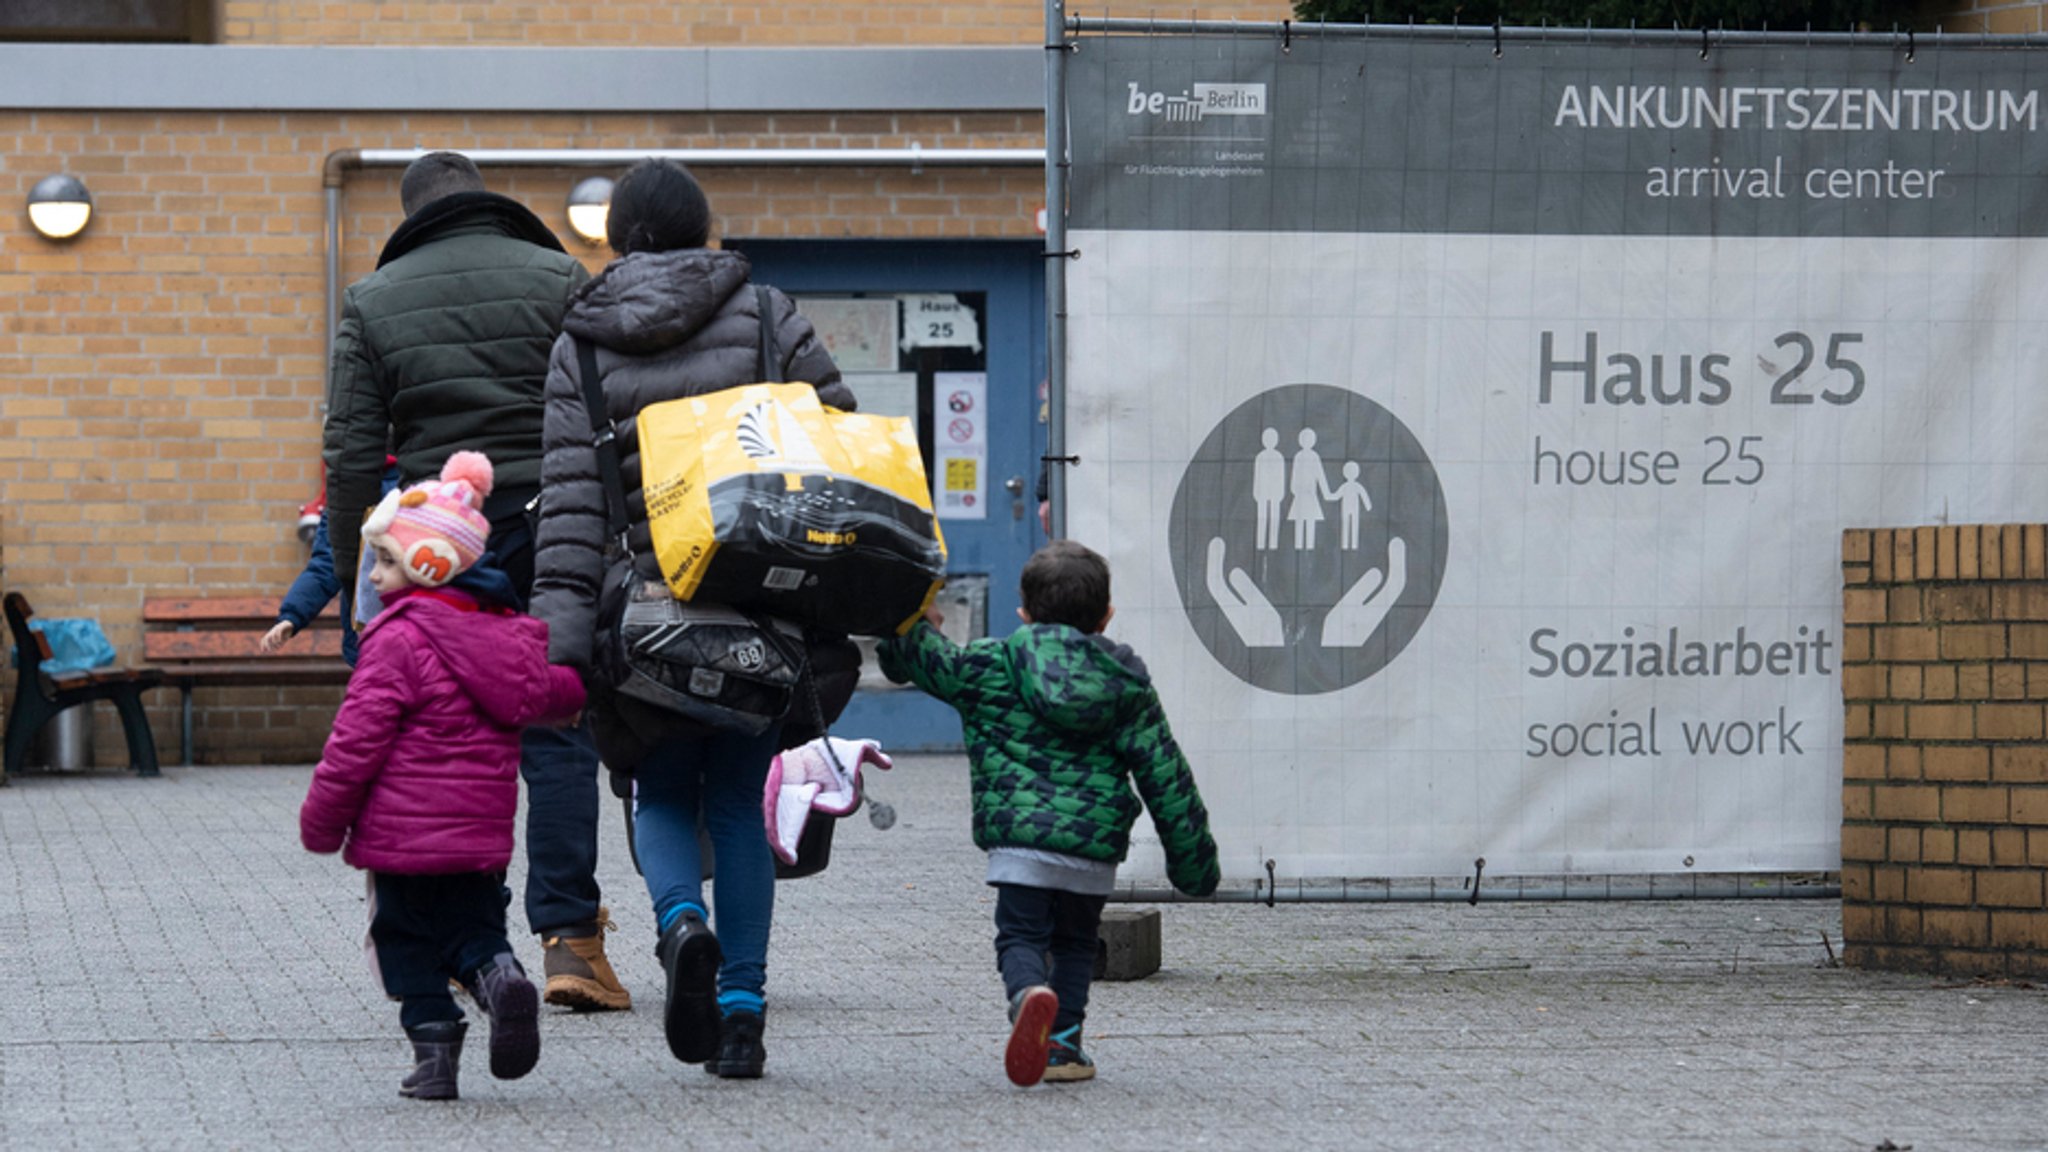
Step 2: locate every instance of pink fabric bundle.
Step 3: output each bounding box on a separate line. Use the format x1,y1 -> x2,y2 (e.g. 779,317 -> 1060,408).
762,736 -> 891,866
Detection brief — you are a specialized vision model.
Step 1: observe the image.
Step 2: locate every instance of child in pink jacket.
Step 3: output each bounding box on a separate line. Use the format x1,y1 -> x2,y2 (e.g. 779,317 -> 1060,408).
300,451 -> 585,1102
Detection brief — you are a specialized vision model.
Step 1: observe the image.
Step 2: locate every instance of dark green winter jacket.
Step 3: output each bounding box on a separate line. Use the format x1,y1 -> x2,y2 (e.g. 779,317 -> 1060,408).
878,621 -> 1221,897
322,191 -> 589,592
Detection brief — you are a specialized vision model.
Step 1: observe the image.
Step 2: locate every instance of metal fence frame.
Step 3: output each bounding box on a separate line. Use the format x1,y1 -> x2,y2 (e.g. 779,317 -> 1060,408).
1037,8 -> 2048,901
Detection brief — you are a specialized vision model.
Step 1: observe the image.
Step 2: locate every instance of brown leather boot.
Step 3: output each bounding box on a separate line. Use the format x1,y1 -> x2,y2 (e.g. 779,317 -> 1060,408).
541,906 -> 632,1012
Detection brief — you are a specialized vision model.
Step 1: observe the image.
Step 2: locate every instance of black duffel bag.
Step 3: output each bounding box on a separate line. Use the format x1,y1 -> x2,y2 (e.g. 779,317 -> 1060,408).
599,563 -> 807,737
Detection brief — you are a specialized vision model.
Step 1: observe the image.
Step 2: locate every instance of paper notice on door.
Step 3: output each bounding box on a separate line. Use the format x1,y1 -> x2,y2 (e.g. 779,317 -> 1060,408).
901,294 -> 982,352
799,297 -> 899,373
847,372 -> 918,426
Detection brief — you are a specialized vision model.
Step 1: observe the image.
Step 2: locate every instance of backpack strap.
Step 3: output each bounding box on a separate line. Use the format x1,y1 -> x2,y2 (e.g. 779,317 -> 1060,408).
573,336 -> 631,554
756,284 -> 781,384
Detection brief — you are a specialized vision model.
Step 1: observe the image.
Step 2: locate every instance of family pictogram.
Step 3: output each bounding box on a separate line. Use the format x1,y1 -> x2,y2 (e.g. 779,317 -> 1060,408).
1253,427 -> 1376,554
1168,385 -> 1448,694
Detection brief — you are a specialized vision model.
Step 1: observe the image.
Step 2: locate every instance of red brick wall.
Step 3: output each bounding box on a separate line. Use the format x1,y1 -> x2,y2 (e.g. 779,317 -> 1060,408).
1840,525 -> 2048,977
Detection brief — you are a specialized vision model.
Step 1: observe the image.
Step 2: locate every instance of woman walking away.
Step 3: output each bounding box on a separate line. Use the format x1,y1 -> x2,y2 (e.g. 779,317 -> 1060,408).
529,159 -> 851,1079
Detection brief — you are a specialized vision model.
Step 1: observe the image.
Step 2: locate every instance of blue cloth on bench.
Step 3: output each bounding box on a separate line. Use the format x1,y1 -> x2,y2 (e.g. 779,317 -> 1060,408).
13,619 -> 117,677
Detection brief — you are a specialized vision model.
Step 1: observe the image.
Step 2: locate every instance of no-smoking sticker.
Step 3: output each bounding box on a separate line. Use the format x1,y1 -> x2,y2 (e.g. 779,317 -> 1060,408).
935,372 -> 988,521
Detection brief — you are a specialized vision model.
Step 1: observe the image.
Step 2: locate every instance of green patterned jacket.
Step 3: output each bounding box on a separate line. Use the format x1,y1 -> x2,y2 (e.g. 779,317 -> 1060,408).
878,622 -> 1220,897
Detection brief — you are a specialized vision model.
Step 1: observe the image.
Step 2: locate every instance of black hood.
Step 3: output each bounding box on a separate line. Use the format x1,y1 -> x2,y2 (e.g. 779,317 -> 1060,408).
376,191 -> 566,268
562,247 -> 752,356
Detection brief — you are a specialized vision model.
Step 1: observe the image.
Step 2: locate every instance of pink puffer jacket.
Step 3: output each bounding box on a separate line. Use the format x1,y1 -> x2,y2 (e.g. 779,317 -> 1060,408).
300,587 -> 586,874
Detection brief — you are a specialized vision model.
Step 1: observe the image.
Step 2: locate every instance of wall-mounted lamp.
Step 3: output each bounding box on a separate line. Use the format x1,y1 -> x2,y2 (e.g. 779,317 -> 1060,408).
566,176 -> 614,246
27,174 -> 93,241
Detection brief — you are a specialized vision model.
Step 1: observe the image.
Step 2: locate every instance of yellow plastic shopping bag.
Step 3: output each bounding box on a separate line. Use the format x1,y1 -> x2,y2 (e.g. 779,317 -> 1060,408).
638,382 -> 946,637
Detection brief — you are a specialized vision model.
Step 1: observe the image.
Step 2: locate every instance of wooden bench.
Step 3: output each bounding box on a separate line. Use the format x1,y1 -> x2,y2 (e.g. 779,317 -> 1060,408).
4,592 -> 164,784
141,595 -> 350,766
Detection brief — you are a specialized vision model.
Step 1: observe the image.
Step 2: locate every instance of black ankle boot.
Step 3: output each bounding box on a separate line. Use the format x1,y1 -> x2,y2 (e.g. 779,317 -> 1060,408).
656,913 -> 722,1065
471,953 -> 540,1081
399,1020 -> 467,1100
704,1009 -> 766,1079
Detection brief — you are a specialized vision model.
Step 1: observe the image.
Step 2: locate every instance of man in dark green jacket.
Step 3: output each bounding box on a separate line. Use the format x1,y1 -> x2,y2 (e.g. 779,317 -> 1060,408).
322,152 -> 629,1013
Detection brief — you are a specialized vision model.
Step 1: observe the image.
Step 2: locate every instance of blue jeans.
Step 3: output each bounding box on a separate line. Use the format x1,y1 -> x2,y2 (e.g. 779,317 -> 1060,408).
633,726 -> 781,1002
520,721 -> 603,935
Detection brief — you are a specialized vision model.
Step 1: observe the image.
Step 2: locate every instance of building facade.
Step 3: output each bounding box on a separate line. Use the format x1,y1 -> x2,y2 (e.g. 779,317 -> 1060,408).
0,1 -> 1292,764
0,1 -> 2020,764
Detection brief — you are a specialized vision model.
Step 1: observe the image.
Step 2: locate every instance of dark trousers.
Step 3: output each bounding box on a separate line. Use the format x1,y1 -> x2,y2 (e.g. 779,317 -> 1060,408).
489,514 -> 604,936
369,871 -> 513,1031
992,883 -> 1107,1035
520,721 -> 601,933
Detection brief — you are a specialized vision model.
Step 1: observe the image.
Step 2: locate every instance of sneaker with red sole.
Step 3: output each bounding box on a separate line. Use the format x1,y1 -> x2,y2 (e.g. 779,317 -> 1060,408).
1004,985 -> 1058,1087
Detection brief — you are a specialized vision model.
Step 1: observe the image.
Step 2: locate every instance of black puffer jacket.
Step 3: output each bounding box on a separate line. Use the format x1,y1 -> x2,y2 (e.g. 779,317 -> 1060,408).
529,247 -> 850,670
322,192 -> 589,589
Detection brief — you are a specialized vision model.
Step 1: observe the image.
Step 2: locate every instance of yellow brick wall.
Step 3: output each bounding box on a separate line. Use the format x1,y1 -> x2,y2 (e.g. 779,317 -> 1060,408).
1840,525 -> 2048,977
7,2 -> 1298,767
220,1 -> 1297,45
1948,1 -> 2048,32
0,109 -> 1040,764
10,0 -> 2019,769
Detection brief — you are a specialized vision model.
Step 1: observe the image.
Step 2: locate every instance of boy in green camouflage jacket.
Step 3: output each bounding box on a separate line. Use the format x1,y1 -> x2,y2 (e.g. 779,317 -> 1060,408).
878,540 -> 1220,1087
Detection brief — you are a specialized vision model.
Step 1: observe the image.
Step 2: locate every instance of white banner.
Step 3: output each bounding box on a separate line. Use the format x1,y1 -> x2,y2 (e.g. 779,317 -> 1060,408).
1065,35 -> 2048,881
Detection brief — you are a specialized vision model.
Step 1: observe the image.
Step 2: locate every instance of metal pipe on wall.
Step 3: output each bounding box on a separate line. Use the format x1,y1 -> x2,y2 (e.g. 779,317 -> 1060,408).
321,145 -> 1046,375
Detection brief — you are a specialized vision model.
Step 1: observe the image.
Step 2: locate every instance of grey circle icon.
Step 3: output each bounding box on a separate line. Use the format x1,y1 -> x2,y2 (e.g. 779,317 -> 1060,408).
1168,384 -> 1448,694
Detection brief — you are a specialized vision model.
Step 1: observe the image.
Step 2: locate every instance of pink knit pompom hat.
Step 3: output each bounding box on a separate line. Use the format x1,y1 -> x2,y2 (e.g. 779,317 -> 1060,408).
362,450 -> 494,588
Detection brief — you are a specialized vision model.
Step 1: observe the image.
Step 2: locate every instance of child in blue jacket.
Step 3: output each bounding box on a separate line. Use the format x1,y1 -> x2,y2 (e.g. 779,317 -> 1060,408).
263,460 -> 397,666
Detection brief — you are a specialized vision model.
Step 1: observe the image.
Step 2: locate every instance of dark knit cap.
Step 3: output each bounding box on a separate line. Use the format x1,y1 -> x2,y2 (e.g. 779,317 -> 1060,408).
607,159 -> 712,255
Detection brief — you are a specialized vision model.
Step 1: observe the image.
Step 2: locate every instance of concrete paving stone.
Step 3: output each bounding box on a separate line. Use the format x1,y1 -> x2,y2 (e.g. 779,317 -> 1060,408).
2,754 -> 2045,1151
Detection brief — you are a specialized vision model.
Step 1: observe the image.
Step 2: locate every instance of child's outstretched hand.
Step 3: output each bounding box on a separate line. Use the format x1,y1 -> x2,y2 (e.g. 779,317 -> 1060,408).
258,620 -> 296,653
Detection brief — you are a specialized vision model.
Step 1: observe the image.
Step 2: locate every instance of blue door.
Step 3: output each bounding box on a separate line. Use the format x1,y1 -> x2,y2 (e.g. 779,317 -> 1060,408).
731,239 -> 1047,751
